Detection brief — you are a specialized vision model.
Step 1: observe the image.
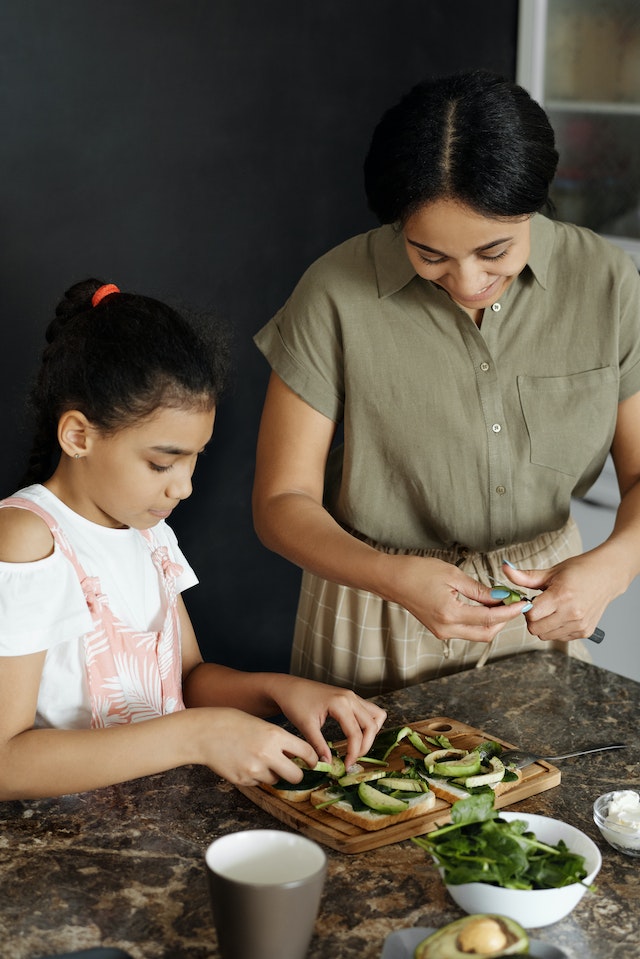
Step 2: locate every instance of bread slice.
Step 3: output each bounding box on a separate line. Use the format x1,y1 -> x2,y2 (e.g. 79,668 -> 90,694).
424,767 -> 523,805
310,784 -> 436,831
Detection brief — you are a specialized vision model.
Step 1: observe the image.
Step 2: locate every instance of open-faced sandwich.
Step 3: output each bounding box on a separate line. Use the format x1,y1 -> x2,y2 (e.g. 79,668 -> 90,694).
260,724 -> 522,833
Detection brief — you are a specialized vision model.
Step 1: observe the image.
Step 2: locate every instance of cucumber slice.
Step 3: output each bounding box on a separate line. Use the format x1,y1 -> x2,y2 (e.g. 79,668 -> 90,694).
377,777 -> 428,792
432,753 -> 482,778
358,781 -> 409,814
338,768 -> 388,787
464,756 -> 506,788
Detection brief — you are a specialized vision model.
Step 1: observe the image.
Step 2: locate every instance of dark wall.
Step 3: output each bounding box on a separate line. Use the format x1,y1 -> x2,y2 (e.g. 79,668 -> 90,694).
0,1 -> 517,671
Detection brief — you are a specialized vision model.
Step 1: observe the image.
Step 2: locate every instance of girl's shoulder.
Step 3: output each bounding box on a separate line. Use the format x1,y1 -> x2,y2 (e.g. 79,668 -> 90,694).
0,504 -> 54,563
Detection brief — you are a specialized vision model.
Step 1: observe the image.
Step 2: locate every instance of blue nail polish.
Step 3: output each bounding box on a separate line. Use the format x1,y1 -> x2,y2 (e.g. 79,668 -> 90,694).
522,602 -> 533,612
491,588 -> 511,599
502,559 -> 517,569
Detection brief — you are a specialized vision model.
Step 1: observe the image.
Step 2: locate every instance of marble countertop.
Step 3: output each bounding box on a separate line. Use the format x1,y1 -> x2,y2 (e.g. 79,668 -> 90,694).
1,650 -> 639,959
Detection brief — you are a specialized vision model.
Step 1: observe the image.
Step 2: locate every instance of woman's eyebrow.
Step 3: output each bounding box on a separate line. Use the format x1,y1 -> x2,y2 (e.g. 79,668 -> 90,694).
407,236 -> 512,255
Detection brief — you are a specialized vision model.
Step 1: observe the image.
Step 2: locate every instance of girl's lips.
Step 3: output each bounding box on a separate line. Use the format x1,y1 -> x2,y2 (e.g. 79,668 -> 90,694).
149,508 -> 173,520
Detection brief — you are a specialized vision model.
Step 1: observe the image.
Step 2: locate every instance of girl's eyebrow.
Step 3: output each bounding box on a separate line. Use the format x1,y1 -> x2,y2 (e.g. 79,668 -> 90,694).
407,236 -> 512,255
150,444 -> 206,456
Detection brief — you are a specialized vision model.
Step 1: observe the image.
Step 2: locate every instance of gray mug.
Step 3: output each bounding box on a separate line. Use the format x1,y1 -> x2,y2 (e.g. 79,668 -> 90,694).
205,828 -> 327,959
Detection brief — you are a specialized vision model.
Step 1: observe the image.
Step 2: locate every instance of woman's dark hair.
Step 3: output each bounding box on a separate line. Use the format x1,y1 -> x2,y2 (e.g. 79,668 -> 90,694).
364,70 -> 559,224
22,278 -> 231,485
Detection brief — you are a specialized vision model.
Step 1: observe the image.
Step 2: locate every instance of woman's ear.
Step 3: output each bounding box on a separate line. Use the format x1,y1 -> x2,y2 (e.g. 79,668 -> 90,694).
57,410 -> 94,459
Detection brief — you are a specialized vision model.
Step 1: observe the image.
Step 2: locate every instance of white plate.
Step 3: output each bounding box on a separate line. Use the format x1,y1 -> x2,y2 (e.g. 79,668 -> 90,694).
381,926 -> 568,959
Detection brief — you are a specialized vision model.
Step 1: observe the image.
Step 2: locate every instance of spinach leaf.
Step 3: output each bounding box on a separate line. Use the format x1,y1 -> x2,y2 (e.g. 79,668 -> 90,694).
412,795 -> 590,890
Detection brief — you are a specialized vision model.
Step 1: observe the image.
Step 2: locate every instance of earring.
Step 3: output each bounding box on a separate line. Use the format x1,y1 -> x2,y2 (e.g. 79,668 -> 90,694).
74,453 -> 80,459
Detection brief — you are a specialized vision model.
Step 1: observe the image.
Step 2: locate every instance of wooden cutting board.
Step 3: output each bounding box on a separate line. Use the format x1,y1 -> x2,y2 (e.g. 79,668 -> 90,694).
236,716 -> 561,854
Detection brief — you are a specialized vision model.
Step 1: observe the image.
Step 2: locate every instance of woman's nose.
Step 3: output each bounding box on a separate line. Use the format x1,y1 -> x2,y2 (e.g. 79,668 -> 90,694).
452,260 -> 490,296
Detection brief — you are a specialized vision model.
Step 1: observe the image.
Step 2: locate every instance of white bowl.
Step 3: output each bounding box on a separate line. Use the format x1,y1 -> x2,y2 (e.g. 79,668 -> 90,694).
593,791 -> 640,857
441,811 -> 601,928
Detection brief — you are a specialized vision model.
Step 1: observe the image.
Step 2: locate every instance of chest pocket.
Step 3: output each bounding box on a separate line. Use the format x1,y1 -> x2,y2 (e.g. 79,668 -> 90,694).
517,367 -> 618,478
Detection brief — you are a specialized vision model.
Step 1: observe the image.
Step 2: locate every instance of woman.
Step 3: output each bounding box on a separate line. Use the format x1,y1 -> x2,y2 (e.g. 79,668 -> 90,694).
252,70 -> 640,696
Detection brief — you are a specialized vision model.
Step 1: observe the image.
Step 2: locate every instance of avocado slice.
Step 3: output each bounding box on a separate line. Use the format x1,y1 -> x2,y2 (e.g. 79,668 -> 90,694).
357,781 -> 409,814
414,914 -> 529,958
313,754 -> 346,779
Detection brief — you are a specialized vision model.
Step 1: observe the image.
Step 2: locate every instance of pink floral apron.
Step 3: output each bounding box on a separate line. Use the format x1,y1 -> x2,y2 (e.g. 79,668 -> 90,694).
1,496 -> 185,727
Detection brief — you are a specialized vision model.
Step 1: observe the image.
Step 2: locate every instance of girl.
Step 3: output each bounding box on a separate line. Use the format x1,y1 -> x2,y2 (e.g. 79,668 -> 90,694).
0,279 -> 385,801
252,70 -> 640,696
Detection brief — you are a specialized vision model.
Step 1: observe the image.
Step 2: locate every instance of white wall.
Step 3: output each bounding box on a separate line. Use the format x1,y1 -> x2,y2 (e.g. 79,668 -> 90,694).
571,457 -> 640,681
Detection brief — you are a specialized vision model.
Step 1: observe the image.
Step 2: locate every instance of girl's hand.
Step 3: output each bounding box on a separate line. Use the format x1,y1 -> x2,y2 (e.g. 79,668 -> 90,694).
268,677 -> 387,770
196,707 -> 319,787
499,554 -> 616,642
384,554 -> 531,644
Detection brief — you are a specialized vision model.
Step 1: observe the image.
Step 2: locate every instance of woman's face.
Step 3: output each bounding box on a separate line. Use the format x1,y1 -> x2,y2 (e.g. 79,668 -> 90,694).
402,198 -> 531,320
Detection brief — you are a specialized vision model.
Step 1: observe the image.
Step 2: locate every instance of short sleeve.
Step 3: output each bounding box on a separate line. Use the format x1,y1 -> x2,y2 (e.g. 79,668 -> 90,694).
0,548 -> 93,656
155,520 -> 199,593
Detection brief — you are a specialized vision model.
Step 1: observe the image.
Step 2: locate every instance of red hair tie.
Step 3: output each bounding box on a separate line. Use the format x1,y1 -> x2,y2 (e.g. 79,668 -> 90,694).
91,283 -> 120,308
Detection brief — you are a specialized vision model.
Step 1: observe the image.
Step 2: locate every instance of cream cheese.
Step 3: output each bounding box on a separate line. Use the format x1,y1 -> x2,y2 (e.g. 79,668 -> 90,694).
603,790 -> 640,850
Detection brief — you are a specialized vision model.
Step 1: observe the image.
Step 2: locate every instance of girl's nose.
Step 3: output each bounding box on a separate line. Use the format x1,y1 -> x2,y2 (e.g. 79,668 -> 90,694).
166,469 -> 193,501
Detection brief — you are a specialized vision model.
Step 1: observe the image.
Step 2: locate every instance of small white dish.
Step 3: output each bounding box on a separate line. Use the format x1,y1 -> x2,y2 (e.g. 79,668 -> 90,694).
439,811 -> 601,928
593,790 -> 640,857
380,926 -> 567,959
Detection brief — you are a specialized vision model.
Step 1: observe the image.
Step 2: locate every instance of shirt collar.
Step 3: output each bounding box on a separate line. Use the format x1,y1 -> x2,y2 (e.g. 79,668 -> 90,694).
526,212 -> 554,289
373,224 -> 417,298
373,212 -> 555,299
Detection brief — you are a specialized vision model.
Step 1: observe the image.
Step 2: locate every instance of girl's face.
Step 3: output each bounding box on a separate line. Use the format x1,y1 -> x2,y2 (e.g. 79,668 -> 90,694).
68,405 -> 215,529
402,198 -> 531,321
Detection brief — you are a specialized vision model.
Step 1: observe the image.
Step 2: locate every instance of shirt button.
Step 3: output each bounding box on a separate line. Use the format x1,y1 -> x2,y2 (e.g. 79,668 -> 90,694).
495,537 -> 505,546
491,302 -> 501,312
496,485 -> 506,495
480,361 -> 490,372
492,423 -> 502,433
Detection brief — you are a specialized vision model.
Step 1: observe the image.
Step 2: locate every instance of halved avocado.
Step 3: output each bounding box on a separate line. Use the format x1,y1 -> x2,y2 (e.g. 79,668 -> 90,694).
414,914 -> 529,958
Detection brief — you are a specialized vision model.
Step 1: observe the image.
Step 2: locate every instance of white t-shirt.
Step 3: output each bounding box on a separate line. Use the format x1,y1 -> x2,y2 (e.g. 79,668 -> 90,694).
0,485 -> 198,728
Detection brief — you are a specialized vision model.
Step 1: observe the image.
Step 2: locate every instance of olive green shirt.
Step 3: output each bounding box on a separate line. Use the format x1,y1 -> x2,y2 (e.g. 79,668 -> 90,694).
254,215 -> 640,552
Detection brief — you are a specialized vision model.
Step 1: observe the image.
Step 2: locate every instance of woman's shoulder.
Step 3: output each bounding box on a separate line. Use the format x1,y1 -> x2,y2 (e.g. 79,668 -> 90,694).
0,504 -> 54,563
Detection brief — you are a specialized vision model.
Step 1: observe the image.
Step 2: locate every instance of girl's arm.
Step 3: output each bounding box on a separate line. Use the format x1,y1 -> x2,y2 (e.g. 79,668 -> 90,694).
252,372 -> 530,643
180,600 -> 386,769
0,511 -> 318,800
0,644 -> 324,800
504,391 -> 640,640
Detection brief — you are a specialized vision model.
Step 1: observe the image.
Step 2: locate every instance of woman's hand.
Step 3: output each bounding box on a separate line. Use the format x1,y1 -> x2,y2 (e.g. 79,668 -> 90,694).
383,554 -> 531,644
498,554 -> 615,642
266,676 -> 387,770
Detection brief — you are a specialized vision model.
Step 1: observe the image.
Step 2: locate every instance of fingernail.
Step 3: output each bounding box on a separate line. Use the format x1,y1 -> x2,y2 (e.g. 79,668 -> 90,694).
491,588 -> 511,599
522,602 -> 533,612
502,559 -> 517,568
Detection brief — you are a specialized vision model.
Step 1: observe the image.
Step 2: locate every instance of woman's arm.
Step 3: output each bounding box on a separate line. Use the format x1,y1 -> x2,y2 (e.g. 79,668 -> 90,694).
252,372 -> 529,642
505,391 -> 640,641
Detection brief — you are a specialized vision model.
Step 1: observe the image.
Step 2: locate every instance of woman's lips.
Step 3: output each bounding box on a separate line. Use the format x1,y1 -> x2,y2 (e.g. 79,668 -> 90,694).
456,275 -> 503,305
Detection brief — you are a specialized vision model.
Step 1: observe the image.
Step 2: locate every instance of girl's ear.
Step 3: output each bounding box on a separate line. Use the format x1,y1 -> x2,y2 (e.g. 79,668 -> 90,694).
57,410 -> 94,459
